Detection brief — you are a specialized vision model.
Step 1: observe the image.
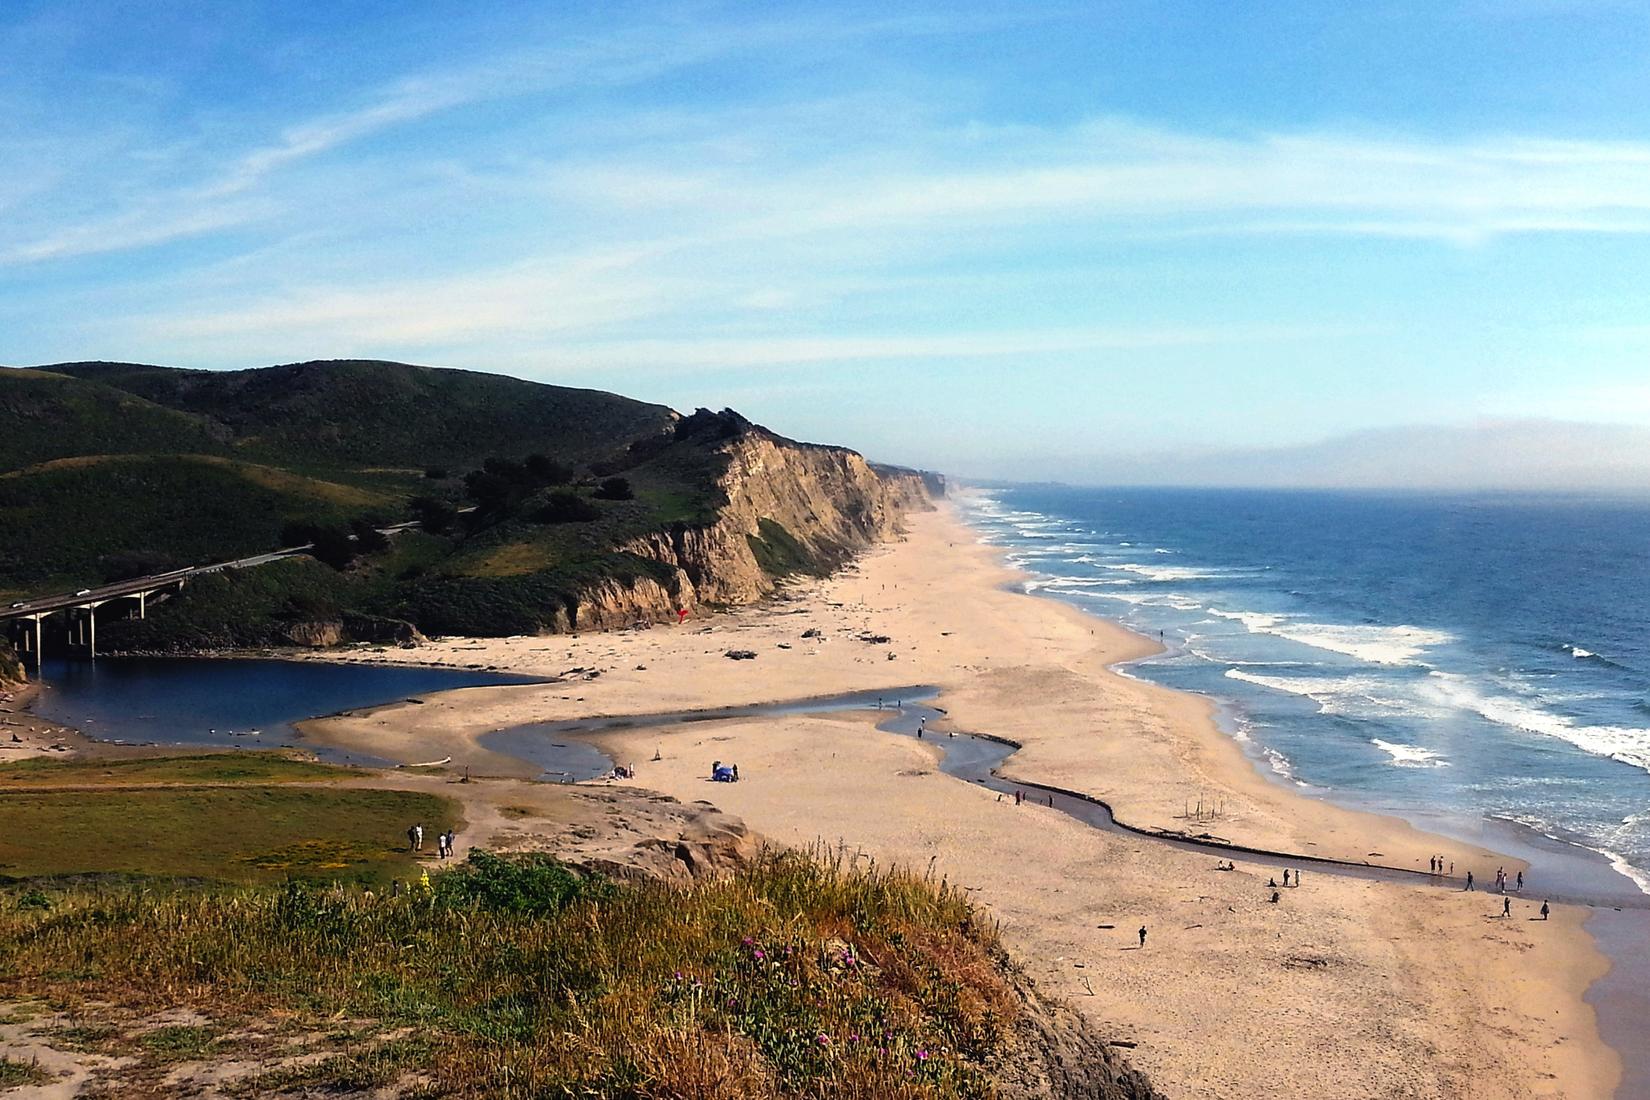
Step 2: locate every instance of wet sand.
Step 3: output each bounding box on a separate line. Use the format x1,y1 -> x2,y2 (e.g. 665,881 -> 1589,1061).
303,502 -> 1621,1099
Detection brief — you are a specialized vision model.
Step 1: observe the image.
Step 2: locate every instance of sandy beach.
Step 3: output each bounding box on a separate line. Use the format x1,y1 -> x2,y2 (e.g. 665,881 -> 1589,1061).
303,501 -> 1621,1099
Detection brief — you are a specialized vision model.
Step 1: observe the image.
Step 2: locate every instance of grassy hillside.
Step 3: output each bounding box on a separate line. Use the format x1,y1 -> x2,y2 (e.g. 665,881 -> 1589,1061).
0,360 -> 688,605
0,455 -> 387,594
0,847 -> 1041,1097
0,367 -> 226,470
39,359 -> 677,469
1,361 -> 907,641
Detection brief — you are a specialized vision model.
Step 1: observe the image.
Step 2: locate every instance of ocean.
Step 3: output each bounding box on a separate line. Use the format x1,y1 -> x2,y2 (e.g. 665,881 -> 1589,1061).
962,485 -> 1650,897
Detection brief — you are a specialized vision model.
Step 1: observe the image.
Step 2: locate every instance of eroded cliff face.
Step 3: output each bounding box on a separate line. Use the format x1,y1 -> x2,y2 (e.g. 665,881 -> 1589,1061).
0,640 -> 24,689
566,429 -> 936,625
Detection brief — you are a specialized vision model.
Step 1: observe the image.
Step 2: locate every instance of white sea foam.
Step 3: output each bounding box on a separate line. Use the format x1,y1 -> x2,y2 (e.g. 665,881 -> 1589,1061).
1224,668 -> 1438,719
1204,608 -> 1452,665
1370,739 -> 1451,767
1569,645 -> 1598,660
1260,745 -> 1301,783
1153,547 -> 1174,554
1109,562 -> 1227,582
1426,672 -> 1650,775
1207,607 -> 1287,631
1601,848 -> 1650,897
1271,623 -> 1453,665
1603,814 -> 1650,896
1021,577 -> 1132,594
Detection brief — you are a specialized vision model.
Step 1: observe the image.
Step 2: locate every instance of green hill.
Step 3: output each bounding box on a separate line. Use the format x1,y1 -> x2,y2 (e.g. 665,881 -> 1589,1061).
0,360 -> 926,643
0,360 -> 686,603
0,367 -> 228,470
38,359 -> 675,469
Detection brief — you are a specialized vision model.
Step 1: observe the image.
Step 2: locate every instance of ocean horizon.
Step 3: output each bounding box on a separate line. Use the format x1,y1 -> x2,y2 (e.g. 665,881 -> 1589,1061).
961,484 -> 1650,898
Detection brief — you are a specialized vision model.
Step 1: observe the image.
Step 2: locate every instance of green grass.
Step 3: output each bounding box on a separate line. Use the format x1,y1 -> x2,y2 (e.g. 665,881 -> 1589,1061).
0,784 -> 455,886
137,1024 -> 223,1062
0,1054 -> 52,1088
747,517 -> 833,578
0,848 -> 1019,1097
0,751 -> 346,790
0,455 -> 378,594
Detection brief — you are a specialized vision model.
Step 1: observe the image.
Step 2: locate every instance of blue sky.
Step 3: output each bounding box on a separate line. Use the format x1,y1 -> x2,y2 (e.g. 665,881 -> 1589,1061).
6,1 -> 1650,479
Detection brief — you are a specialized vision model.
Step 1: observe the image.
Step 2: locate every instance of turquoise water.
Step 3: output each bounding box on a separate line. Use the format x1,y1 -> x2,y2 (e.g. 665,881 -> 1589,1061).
964,486 -> 1650,898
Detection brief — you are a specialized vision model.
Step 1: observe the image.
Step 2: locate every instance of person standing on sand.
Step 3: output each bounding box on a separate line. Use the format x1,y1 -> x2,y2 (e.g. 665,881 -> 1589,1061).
1295,868 -> 1302,887
1465,870 -> 1474,891
1430,856 -> 1437,874
407,825 -> 418,852
1503,897 -> 1511,917
1282,869 -> 1290,887
1541,901 -> 1550,920
1138,926 -> 1147,947
1517,870 -> 1524,891
1449,861 -> 1454,876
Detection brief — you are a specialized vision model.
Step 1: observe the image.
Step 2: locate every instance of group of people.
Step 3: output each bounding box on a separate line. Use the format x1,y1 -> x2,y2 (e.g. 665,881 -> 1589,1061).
1458,864 -> 1525,893
1429,855 -> 1454,876
406,822 -> 458,860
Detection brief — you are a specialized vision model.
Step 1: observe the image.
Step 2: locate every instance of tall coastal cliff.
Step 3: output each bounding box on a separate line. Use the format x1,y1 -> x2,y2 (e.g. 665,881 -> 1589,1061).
561,427 -> 939,631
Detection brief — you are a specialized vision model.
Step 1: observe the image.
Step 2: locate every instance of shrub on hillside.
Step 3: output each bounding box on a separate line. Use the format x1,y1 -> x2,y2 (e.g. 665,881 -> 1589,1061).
409,496 -> 458,534
349,518 -> 390,554
534,491 -> 602,524
594,476 -> 634,501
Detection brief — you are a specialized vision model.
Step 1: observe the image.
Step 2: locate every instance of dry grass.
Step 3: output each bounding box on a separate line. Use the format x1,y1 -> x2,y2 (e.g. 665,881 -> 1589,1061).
0,848 -> 1020,1097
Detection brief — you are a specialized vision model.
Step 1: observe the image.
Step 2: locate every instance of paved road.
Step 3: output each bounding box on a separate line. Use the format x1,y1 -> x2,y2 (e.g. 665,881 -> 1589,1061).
0,515 -> 446,623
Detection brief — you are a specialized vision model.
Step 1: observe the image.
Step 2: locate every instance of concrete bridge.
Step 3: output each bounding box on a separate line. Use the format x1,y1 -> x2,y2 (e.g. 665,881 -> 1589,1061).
1,514 -> 450,669
1,552 -> 294,664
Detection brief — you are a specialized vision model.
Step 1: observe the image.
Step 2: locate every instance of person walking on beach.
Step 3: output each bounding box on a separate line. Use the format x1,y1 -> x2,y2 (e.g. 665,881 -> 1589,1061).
1517,870 -> 1524,892
1503,897 -> 1511,918
1465,870 -> 1474,891
1541,900 -> 1550,920
1138,926 -> 1147,948
1282,869 -> 1290,887
1295,868 -> 1302,887
1449,861 -> 1454,876
1430,856 -> 1437,874
407,824 -> 418,852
